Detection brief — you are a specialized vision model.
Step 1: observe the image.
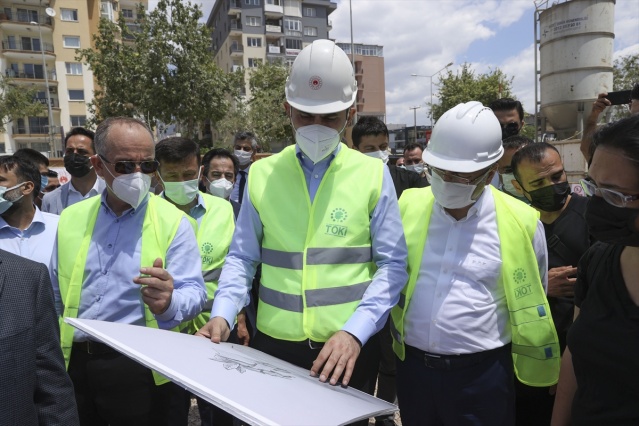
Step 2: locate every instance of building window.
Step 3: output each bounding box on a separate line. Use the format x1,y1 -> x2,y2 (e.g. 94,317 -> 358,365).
245,0 -> 260,4
63,36 -> 81,48
303,26 -> 317,37
28,117 -> 49,134
60,8 -> 79,21
32,142 -> 50,152
303,7 -> 316,17
0,144 -> 5,154
100,1 -> 114,21
246,16 -> 261,26
68,90 -> 85,101
71,116 -> 87,127
247,37 -> 261,47
248,58 -> 262,68
121,8 -> 134,18
285,39 -> 302,50
284,18 -> 301,36
65,63 -> 83,75
266,0 -> 282,4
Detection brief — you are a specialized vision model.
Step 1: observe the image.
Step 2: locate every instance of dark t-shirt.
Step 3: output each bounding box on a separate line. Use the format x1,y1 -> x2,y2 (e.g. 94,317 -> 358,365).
543,194 -> 592,349
568,242 -> 639,425
387,164 -> 429,199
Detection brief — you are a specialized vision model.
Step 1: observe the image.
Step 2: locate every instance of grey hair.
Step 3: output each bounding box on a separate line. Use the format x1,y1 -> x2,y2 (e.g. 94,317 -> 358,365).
233,131 -> 258,151
94,117 -> 154,157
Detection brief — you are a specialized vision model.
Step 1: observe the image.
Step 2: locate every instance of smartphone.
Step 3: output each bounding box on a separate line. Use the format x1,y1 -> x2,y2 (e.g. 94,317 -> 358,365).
606,90 -> 632,106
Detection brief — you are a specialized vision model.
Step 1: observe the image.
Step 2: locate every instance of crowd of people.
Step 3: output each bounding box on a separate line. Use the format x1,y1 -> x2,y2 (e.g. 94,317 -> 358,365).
0,39 -> 638,426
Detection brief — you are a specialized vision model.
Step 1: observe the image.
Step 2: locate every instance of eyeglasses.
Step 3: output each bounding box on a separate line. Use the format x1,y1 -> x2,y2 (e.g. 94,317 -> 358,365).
431,166 -> 492,185
501,122 -> 520,132
99,154 -> 159,174
234,146 -> 253,152
580,178 -> 639,208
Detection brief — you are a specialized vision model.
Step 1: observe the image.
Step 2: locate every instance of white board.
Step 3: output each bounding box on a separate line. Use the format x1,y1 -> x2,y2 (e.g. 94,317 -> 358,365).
65,318 -> 397,426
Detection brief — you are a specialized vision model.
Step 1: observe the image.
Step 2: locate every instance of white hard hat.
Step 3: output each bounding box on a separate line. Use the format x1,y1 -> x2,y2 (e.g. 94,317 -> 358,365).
285,39 -> 357,114
423,101 -> 504,173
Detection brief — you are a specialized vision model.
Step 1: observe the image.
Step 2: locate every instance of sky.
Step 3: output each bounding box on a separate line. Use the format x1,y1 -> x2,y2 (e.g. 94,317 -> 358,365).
150,0 -> 639,127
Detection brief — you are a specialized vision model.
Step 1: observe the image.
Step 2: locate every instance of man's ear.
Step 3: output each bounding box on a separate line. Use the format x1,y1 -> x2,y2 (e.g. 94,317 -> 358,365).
21,180 -> 35,197
91,155 -> 104,178
284,102 -> 292,117
347,107 -> 356,126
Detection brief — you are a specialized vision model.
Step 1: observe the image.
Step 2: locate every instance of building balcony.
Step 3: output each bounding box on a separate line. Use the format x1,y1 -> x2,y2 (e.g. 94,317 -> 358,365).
265,24 -> 283,36
267,45 -> 282,55
231,65 -> 244,72
264,4 -> 284,18
229,44 -> 244,57
5,68 -> 57,82
230,20 -> 242,35
13,125 -> 49,136
1,40 -> 55,57
228,0 -> 242,15
0,12 -> 53,32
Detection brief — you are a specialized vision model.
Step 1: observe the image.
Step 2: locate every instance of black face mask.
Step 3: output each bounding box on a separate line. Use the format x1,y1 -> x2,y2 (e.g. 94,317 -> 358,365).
586,196 -> 639,247
501,122 -> 520,139
64,153 -> 92,178
524,181 -> 570,212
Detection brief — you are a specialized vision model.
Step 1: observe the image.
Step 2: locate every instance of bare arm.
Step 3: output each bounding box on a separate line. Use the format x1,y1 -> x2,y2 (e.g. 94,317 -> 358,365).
580,93 -> 610,162
551,307 -> 580,426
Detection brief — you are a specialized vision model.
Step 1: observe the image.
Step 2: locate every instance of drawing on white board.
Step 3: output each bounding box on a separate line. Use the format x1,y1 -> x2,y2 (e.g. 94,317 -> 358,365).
210,348 -> 295,379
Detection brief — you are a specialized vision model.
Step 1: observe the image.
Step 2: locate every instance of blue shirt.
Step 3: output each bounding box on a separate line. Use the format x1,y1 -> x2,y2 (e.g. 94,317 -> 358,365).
0,206 -> 59,267
50,192 -> 206,341
212,143 -> 408,345
230,163 -> 251,203
161,192 -> 207,225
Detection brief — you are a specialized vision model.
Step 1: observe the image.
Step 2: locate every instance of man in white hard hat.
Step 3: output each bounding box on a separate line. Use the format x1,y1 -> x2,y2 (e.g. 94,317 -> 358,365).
197,39 -> 408,409
390,102 -> 560,425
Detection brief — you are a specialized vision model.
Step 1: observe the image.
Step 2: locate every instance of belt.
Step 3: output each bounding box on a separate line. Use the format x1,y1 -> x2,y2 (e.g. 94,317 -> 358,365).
292,338 -> 325,350
405,344 -> 511,371
72,340 -> 117,356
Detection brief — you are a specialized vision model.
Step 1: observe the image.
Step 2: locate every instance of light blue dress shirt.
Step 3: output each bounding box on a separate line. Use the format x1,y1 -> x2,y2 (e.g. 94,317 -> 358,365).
0,206 -> 59,267
161,191 -> 207,225
50,192 -> 206,341
212,143 -> 408,346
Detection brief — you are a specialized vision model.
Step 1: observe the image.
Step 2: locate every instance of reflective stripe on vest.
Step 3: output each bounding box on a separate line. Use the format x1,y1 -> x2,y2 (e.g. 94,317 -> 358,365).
391,186 -> 560,387
57,194 -> 184,385
249,145 -> 383,342
189,193 -> 235,332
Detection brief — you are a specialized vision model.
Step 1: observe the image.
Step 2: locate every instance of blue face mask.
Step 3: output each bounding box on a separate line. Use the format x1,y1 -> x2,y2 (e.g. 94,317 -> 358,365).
0,183 -> 25,215
40,175 -> 48,192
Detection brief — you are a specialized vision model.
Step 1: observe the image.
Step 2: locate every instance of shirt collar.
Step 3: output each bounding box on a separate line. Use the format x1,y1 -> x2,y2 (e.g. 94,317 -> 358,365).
100,189 -> 149,216
0,205 -> 44,231
160,191 -> 206,215
69,176 -> 102,195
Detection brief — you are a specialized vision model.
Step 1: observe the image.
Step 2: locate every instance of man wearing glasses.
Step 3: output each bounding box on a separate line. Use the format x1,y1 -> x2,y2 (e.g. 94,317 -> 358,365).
391,102 -> 558,426
510,142 -> 593,426
50,117 -> 206,426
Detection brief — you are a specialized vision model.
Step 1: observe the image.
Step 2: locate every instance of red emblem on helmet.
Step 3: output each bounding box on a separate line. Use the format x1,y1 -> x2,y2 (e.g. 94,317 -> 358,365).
309,76 -> 323,90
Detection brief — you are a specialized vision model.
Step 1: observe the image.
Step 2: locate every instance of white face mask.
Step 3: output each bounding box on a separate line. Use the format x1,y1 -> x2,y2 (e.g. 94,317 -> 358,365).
103,166 -> 151,209
430,171 -> 485,209
161,174 -> 200,206
365,150 -> 390,164
234,150 -> 253,166
500,172 -> 519,195
0,183 -> 25,215
405,163 -> 425,175
208,177 -> 234,199
295,124 -> 342,164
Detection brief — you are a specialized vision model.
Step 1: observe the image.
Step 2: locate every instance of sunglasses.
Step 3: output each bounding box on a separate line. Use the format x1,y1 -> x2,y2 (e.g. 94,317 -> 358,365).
99,154 -> 159,174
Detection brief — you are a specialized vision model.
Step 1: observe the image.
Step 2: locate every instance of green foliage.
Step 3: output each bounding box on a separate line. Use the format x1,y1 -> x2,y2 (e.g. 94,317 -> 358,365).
431,63 -> 514,122
609,53 -> 639,121
77,0 -> 237,138
0,76 -> 45,132
247,60 -> 291,152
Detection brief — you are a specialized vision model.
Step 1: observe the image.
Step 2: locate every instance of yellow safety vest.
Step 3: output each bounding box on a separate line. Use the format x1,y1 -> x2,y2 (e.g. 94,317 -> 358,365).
189,193 -> 235,332
57,194 -> 185,385
391,186 -> 560,387
248,145 -> 383,341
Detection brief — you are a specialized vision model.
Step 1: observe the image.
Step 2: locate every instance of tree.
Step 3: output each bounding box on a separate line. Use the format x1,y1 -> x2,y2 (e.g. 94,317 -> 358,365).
78,0 -> 238,138
431,63 -> 514,122
0,76 -> 45,132
247,61 -> 290,152
609,53 -> 639,121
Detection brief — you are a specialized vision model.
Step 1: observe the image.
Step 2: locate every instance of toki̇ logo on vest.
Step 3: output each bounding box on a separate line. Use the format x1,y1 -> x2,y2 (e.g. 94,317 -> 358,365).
325,208 -> 348,237
513,268 -> 532,299
201,242 -> 214,265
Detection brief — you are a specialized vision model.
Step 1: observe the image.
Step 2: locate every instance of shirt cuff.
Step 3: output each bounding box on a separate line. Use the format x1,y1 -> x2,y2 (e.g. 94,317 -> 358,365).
155,292 -> 179,323
341,310 -> 378,347
211,297 -> 239,330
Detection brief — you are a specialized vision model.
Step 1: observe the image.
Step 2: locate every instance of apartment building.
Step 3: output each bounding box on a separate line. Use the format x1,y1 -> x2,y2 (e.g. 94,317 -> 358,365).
0,0 -> 146,156
207,0 -> 336,98
336,42 -> 385,122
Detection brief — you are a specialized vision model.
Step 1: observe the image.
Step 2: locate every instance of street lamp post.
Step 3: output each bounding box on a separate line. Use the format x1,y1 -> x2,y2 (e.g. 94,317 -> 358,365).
411,61 -> 453,128
31,7 -> 56,156
409,106 -> 421,144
